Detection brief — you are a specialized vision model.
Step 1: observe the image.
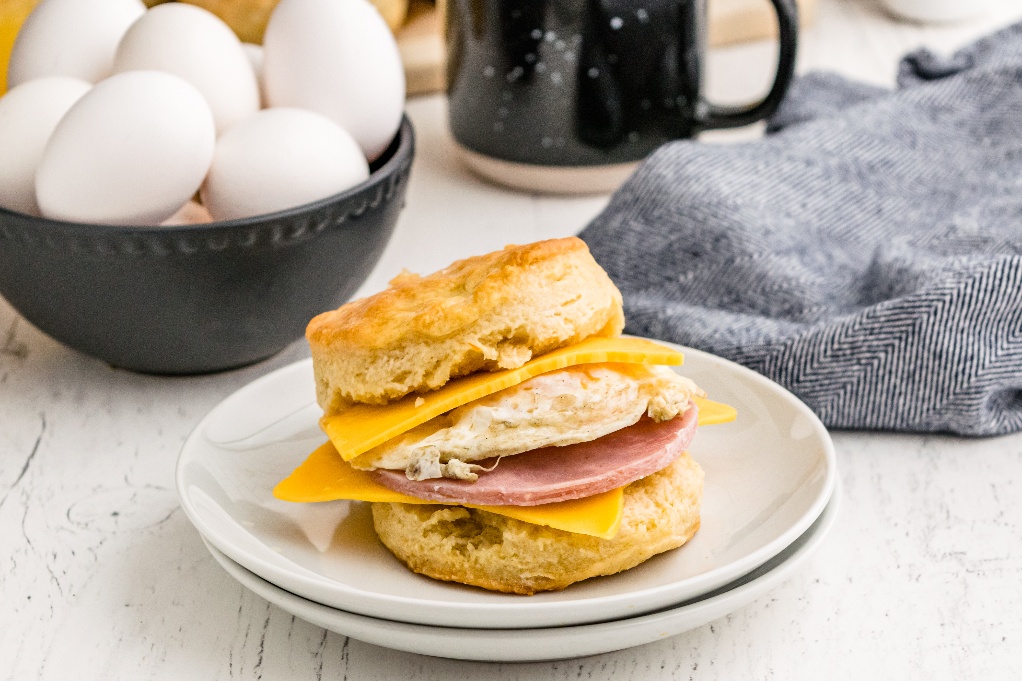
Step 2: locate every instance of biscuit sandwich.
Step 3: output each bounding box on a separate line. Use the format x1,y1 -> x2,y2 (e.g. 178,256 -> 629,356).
274,237 -> 735,595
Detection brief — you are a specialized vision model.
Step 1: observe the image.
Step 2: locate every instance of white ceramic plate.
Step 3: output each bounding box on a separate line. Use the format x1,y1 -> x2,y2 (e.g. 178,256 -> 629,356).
204,485 -> 840,662
176,340 -> 837,629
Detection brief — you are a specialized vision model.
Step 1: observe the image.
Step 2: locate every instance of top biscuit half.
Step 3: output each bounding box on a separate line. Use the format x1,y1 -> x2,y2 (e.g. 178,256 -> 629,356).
307,237 -> 625,413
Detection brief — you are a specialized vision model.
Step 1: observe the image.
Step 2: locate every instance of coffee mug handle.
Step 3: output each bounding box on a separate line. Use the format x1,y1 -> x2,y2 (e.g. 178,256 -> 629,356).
697,0 -> 799,130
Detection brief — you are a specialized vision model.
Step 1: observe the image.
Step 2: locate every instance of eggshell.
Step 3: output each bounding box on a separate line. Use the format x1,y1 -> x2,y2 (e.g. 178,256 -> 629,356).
7,0 -> 145,88
263,0 -> 404,161
241,43 -> 266,108
200,107 -> 369,221
0,77 -> 91,216
113,3 -> 259,134
36,71 -> 216,226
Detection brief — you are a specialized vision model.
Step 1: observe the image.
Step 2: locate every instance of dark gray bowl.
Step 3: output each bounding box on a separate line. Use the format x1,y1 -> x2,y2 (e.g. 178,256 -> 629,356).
0,116 -> 414,374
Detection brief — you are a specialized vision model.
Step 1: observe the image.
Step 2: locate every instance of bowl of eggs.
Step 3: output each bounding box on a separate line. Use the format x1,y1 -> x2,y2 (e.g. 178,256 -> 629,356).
0,0 -> 413,374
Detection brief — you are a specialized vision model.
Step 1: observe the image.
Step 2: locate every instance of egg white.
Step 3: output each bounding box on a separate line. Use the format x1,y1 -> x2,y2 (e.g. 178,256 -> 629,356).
351,363 -> 702,480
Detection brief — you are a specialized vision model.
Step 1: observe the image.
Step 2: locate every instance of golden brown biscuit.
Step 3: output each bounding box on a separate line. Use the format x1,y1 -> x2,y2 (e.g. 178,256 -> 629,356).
307,237 -> 625,412
370,452 -> 703,595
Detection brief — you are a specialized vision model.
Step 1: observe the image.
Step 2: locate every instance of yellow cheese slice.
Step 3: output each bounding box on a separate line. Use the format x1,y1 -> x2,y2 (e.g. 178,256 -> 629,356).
322,336 -> 684,462
692,396 -> 738,425
273,441 -> 625,539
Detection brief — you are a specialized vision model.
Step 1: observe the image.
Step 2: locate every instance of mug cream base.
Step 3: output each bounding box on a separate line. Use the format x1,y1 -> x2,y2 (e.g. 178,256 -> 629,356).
879,0 -> 991,23
455,143 -> 639,195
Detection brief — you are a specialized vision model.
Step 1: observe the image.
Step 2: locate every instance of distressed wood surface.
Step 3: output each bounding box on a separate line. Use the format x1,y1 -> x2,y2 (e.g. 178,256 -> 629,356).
3,1 -> 1022,678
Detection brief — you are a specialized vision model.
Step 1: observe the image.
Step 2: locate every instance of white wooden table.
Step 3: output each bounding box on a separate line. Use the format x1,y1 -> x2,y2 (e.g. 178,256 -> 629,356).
3,1 -> 1022,678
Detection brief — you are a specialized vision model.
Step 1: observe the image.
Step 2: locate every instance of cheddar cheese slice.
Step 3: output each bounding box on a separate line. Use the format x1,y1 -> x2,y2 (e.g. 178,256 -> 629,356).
274,441 -> 625,539
691,396 -> 738,425
274,402 -> 737,540
321,336 -> 685,462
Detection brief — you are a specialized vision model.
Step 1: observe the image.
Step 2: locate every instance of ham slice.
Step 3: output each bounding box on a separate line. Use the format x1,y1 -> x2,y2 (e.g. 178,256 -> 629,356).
369,402 -> 699,506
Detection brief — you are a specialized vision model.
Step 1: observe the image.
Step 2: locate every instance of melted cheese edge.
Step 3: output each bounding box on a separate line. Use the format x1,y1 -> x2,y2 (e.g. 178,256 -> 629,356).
274,440 -> 626,539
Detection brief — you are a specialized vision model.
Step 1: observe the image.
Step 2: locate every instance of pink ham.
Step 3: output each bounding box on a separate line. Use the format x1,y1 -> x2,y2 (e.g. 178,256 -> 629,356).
369,402 -> 699,506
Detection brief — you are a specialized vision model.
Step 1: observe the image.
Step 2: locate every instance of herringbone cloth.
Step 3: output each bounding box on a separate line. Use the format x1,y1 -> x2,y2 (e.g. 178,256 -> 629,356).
580,23 -> 1022,436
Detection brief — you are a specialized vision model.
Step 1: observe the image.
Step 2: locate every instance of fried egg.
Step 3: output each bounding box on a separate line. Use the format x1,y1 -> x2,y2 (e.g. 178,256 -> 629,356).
351,363 -> 702,480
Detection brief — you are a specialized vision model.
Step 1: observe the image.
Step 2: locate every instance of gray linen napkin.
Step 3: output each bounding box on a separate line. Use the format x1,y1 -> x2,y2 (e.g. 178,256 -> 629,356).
580,23 -> 1022,436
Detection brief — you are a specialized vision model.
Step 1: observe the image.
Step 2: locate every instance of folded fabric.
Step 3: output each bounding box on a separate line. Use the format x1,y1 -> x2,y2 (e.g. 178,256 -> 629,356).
580,22 -> 1022,436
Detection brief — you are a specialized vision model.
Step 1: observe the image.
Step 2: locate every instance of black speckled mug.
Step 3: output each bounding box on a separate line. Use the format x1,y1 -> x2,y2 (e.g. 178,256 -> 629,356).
446,0 -> 798,193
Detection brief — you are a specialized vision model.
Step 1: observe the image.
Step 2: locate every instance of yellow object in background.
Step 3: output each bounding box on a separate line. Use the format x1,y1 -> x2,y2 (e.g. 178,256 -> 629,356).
179,0 -> 279,43
369,0 -> 410,33
0,0 -> 38,94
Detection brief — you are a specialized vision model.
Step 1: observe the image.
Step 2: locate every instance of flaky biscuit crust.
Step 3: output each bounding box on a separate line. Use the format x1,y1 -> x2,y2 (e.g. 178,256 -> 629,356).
370,453 -> 704,595
307,237 -> 625,412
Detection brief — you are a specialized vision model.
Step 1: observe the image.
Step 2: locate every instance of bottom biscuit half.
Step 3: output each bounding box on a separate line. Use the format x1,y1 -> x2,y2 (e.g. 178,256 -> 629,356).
371,452 -> 704,595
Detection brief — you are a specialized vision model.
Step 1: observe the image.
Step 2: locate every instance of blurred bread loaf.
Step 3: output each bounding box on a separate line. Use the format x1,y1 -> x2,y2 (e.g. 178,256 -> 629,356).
179,0 -> 410,43
306,237 -> 625,412
369,0 -> 410,33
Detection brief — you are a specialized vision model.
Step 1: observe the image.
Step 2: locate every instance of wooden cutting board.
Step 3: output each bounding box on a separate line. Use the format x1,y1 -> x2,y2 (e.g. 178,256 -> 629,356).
709,0 -> 817,45
399,0 -> 817,96
398,0 -> 447,97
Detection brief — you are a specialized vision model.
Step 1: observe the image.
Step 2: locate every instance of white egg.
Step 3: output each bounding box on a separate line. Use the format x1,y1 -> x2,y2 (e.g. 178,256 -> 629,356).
200,108 -> 369,221
241,43 -> 266,108
7,0 -> 145,88
263,0 -> 405,161
113,3 -> 259,134
36,71 -> 216,226
0,77 -> 91,216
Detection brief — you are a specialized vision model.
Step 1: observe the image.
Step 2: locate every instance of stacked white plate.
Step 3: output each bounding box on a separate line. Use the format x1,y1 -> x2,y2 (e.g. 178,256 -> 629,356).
176,340 -> 840,662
